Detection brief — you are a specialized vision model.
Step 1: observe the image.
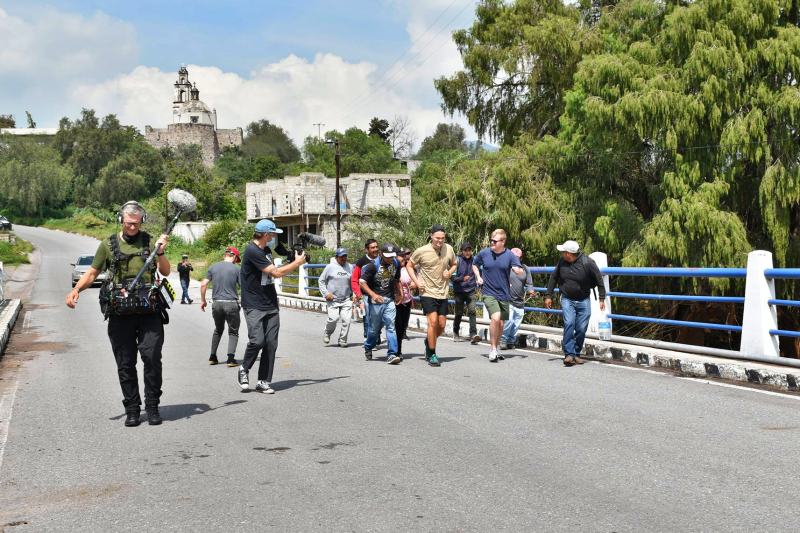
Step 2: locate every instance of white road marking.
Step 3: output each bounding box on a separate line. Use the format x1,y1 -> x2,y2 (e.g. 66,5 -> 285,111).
22,310 -> 31,332
677,377 -> 800,401
0,377 -> 20,474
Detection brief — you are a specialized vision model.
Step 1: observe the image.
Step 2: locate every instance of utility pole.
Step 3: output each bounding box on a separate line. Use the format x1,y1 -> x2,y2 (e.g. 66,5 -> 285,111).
313,123 -> 325,140
334,139 -> 341,248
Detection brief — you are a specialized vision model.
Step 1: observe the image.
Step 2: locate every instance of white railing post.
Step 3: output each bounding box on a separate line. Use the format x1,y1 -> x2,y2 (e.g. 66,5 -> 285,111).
273,258 -> 283,292
741,250 -> 780,358
588,251 -> 612,335
298,263 -> 308,297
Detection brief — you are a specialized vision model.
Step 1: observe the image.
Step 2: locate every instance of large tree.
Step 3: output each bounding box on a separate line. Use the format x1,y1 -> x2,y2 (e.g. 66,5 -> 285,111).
302,127 -> 402,176
415,123 -> 467,160
241,119 -> 301,163
0,142 -> 73,216
435,0 -> 602,144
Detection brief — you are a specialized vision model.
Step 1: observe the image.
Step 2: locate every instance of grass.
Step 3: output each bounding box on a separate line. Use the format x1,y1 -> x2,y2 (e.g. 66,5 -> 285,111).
0,234 -> 34,265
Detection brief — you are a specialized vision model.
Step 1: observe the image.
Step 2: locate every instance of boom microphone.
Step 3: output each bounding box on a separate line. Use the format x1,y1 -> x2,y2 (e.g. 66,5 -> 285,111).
126,188 -> 198,291
297,232 -> 326,247
167,188 -> 197,213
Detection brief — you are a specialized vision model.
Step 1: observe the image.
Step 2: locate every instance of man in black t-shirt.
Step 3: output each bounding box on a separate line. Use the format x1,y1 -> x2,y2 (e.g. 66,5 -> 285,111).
237,219 -> 306,393
359,243 -> 402,364
178,255 -> 193,304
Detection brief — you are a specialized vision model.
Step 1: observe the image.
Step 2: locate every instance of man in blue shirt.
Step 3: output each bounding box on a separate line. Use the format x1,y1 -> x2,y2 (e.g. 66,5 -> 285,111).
473,229 -> 524,362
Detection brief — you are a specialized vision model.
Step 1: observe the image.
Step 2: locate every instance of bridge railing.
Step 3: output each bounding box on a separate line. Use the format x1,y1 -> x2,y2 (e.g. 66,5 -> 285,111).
277,250 -> 799,366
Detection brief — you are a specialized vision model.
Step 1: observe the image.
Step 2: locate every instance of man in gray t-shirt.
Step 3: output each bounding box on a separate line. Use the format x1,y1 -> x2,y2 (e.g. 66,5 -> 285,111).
318,248 -> 354,347
200,247 -> 242,366
501,247 -> 535,351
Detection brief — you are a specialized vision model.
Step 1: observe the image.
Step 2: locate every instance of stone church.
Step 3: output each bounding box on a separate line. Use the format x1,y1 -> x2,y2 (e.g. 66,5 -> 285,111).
144,67 -> 242,166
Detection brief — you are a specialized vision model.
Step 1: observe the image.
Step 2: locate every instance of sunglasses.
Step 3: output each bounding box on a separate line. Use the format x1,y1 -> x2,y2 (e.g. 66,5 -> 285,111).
490,239 -> 505,244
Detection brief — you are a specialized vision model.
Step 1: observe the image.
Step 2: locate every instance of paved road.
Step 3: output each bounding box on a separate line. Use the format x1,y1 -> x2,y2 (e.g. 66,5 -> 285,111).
1,226 -> 799,532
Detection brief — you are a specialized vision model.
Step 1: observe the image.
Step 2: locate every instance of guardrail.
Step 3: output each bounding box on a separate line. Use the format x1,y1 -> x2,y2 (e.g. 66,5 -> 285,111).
276,250 -> 799,366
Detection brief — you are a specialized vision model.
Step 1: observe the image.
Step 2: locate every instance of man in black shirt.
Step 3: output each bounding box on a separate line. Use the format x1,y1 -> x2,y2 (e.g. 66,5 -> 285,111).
237,219 -> 306,393
178,254 -> 193,304
359,243 -> 402,364
544,240 -> 606,366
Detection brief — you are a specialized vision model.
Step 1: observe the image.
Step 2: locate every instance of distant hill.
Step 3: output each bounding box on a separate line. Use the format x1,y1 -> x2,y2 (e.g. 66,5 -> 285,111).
465,140 -> 499,152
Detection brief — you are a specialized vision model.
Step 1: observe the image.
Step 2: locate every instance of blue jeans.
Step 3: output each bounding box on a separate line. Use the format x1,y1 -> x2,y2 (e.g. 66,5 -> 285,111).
561,296 -> 591,356
364,300 -> 398,357
180,278 -> 190,303
501,304 -> 525,345
362,299 -> 371,339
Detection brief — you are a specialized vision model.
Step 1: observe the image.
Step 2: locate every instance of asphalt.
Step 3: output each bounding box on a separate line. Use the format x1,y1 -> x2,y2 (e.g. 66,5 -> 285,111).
1,226 -> 799,532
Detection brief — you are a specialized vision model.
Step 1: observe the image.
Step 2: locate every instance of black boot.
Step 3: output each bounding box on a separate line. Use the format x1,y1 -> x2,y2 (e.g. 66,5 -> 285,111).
124,412 -> 141,427
147,408 -> 162,426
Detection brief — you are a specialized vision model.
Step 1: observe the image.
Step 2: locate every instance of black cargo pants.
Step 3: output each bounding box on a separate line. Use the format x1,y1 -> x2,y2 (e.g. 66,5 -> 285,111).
107,313 -> 164,414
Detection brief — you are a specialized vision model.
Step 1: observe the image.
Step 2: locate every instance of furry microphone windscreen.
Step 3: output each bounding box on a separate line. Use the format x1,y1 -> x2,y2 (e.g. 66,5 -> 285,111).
298,232 -> 327,247
167,189 -> 197,212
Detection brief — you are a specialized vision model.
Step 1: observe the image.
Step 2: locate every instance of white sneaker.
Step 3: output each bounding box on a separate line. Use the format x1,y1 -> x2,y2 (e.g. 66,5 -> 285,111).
255,380 -> 275,394
323,333 -> 331,345
488,350 -> 498,362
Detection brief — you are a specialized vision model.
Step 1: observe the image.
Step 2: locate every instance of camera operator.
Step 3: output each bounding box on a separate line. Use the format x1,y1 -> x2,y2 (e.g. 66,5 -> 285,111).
65,201 -> 170,427
237,219 -> 306,394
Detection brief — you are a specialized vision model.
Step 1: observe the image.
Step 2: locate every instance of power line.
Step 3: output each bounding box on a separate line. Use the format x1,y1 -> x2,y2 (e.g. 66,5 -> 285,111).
337,1 -> 475,125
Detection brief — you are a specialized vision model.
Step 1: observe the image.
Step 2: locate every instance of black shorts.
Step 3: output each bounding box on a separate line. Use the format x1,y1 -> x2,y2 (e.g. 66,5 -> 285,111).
420,296 -> 449,316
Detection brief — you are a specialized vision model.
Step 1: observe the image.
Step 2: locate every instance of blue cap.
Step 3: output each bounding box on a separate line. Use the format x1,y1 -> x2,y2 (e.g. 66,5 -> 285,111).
335,247 -> 348,257
254,219 -> 283,233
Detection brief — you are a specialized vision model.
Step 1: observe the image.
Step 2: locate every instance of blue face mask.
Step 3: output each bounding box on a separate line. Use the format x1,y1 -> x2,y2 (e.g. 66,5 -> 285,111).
266,236 -> 277,249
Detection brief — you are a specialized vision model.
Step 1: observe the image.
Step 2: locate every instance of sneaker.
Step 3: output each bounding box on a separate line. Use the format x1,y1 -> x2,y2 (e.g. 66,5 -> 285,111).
470,335 -> 481,344
489,350 -> 498,363
573,356 -> 585,365
237,366 -> 249,390
338,340 -> 348,348
497,353 -> 505,361
255,380 -> 275,394
453,333 -> 462,342
428,354 -> 441,367
387,355 -> 401,365
364,349 -> 373,361
564,356 -> 575,367
226,355 -> 237,367
208,355 -> 219,365
323,333 -> 331,345
188,299 -> 193,304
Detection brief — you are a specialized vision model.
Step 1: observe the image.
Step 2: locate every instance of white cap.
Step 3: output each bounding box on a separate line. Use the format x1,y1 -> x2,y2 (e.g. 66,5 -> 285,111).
556,240 -> 580,254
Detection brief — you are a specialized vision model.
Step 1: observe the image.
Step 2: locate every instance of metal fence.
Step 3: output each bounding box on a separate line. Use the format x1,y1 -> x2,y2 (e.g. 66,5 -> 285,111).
277,250 -> 798,366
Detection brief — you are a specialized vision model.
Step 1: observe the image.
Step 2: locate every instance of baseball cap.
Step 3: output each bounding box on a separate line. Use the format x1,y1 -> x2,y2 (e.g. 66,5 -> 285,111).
398,247 -> 411,256
225,246 -> 241,263
182,254 -> 189,259
556,240 -> 580,254
510,247 -> 522,258
460,241 -> 473,251
430,224 -> 446,234
381,243 -> 397,257
335,247 -> 348,257
254,219 -> 283,234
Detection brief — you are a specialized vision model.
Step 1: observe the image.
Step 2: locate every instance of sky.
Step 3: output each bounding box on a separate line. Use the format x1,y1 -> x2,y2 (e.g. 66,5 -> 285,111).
0,0 -> 479,149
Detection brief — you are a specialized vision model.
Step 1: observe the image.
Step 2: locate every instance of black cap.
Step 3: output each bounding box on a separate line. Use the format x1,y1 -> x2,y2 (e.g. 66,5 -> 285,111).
430,224 -> 446,234
398,247 -> 411,256
460,241 -> 473,251
381,243 -> 397,257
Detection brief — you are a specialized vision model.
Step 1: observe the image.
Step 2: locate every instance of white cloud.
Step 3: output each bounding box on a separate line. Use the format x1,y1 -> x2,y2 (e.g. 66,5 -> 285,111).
0,6 -> 138,126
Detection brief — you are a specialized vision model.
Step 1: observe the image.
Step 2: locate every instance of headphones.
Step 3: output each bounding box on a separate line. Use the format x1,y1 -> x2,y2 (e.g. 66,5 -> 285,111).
117,201 -> 147,224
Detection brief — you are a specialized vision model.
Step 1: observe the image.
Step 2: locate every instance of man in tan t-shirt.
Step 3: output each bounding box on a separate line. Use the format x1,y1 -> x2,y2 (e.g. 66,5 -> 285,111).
406,224 -> 456,367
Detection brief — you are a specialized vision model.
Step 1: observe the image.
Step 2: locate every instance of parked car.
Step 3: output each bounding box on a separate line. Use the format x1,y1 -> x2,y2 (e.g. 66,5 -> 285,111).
71,255 -> 108,287
0,216 -> 12,230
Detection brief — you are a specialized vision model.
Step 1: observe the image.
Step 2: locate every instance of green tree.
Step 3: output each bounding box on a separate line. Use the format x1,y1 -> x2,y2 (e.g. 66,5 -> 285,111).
215,147 -> 286,185
0,115 -> 14,128
25,111 -> 36,129
368,117 -> 391,142
241,120 -> 301,163
302,127 -> 402,176
0,142 -> 73,216
415,123 -> 467,160
435,0 -> 602,144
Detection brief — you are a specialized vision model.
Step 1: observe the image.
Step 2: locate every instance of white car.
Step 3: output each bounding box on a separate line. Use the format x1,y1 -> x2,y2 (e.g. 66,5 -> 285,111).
71,255 -> 108,287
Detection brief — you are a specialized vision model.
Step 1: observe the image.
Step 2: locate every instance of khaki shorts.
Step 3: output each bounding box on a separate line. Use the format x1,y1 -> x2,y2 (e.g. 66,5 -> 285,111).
483,295 -> 509,320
